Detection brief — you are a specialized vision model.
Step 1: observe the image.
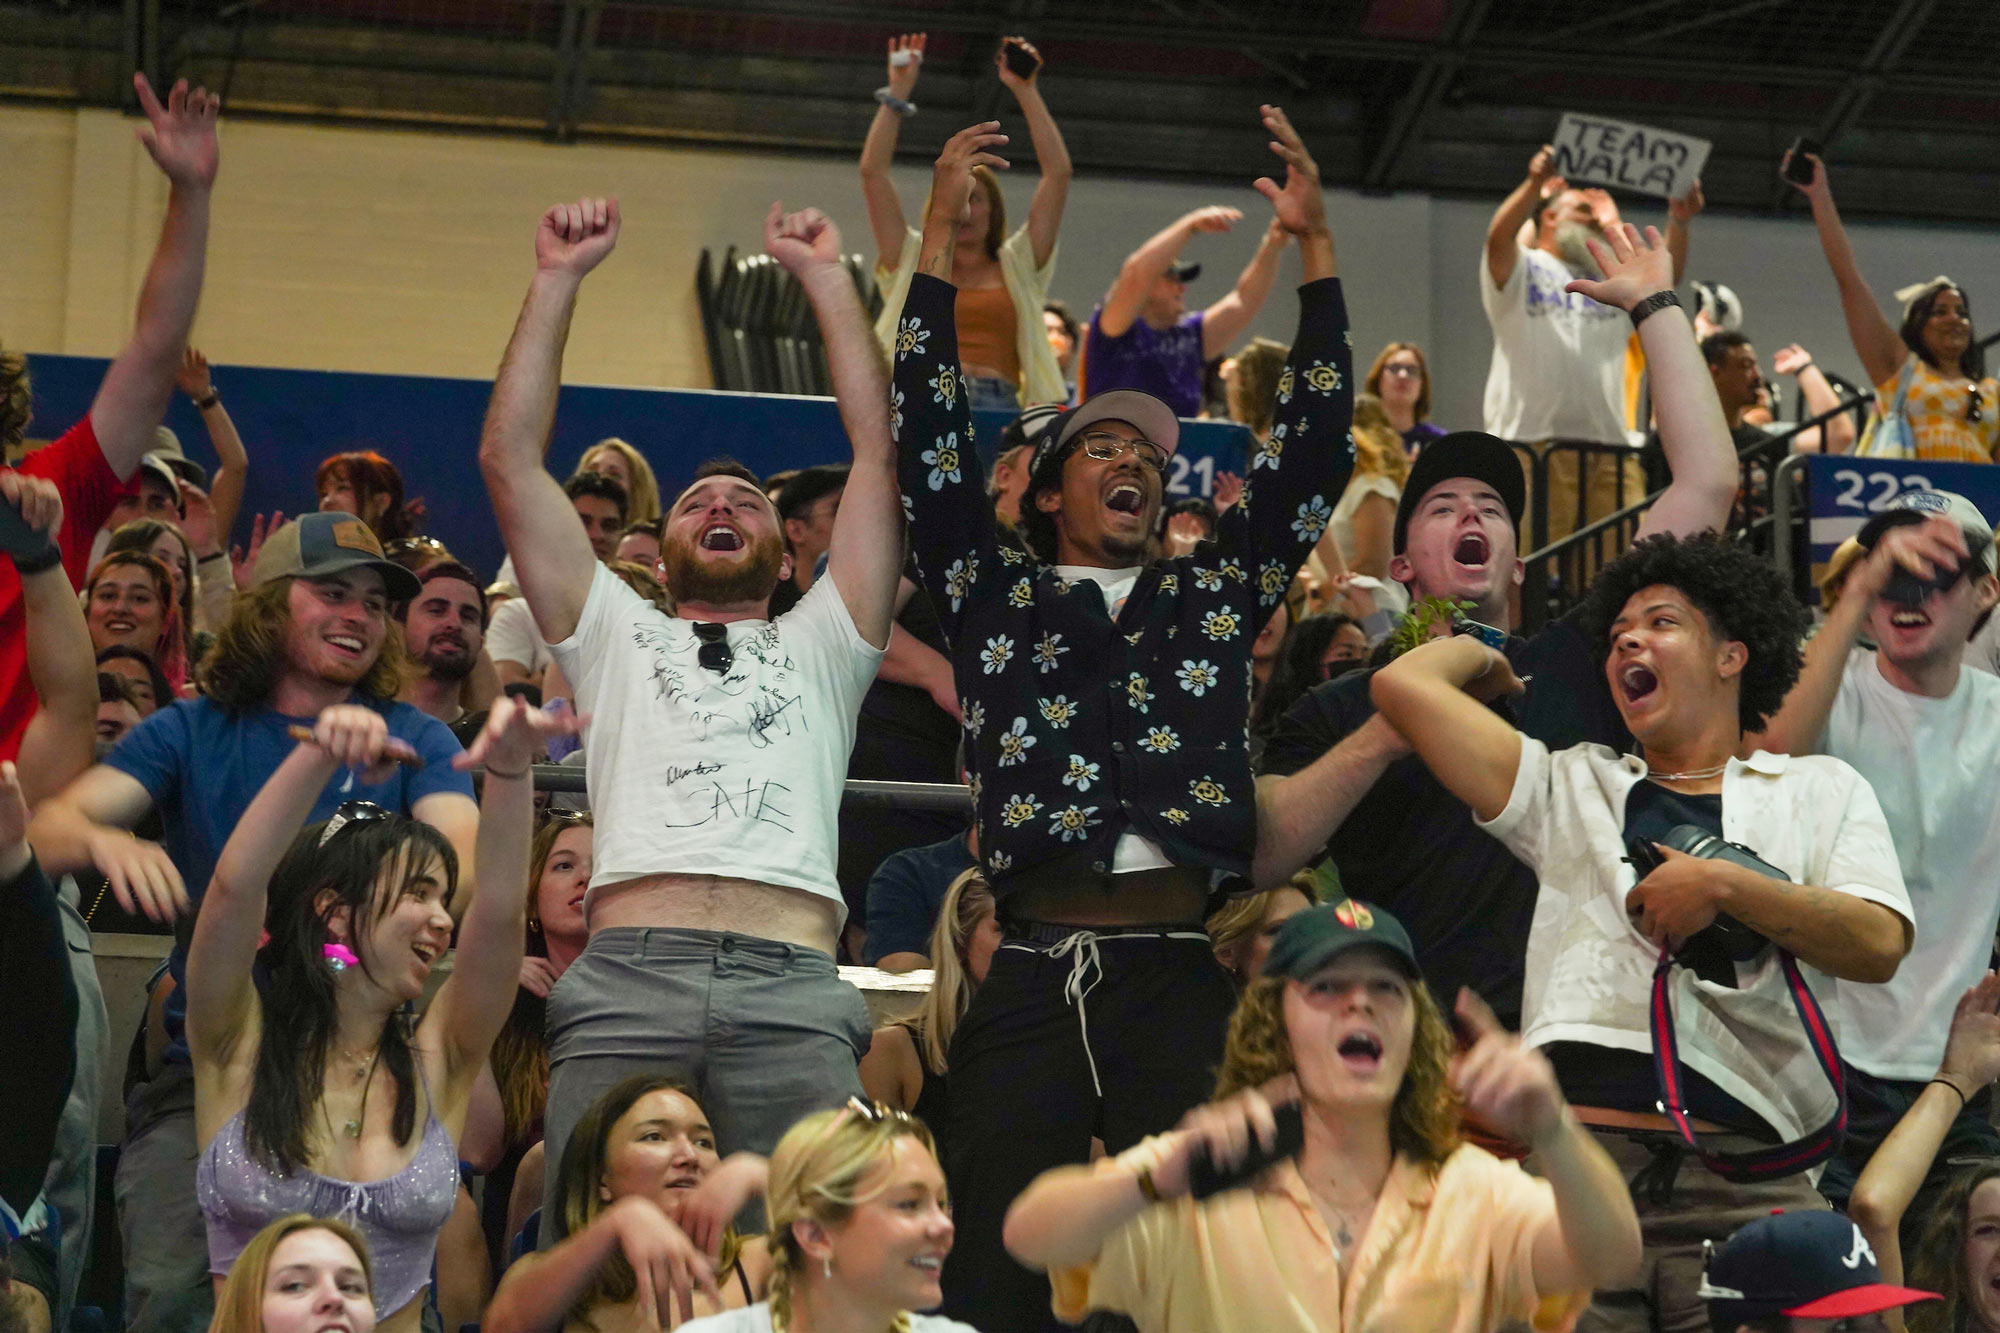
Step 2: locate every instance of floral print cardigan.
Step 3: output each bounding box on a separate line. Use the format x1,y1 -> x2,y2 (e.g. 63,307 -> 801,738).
891,271 -> 1354,900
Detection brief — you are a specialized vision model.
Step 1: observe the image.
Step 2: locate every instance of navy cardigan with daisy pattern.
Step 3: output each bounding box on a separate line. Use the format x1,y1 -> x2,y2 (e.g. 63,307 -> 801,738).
891,272 -> 1353,898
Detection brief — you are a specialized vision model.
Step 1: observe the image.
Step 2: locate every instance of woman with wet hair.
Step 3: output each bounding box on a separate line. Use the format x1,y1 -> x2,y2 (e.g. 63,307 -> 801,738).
187,699 -> 575,1333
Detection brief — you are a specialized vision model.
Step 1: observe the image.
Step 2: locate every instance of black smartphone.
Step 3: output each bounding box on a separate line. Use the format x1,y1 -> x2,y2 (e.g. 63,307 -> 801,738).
1184,1103 -> 1305,1200
1000,38 -> 1038,80
1783,136 -> 1822,185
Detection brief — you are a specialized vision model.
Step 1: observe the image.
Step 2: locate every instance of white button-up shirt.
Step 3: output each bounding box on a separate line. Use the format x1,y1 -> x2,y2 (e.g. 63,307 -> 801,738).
1480,739 -> 1911,1141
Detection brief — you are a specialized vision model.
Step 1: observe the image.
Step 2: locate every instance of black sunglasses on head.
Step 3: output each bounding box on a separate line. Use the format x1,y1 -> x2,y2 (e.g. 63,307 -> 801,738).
319,800 -> 392,849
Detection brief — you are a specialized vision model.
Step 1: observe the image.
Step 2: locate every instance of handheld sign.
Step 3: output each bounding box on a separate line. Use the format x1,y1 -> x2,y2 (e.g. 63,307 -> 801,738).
1551,113 -> 1710,201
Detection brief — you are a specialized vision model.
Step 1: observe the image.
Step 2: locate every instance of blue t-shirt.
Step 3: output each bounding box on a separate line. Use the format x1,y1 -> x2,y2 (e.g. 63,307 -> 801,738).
107,695 -> 475,1061
862,831 -> 978,965
1083,307 -> 1206,418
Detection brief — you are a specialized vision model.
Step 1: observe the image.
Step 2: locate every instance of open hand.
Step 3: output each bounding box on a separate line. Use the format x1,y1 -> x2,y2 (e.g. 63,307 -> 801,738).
996,36 -> 1043,92
1450,989 -> 1567,1148
764,203 -> 844,277
884,32 -> 925,101
179,483 -> 221,557
454,695 -> 587,777
0,472 -> 64,546
1564,222 -> 1673,314
925,122 -> 1009,237
134,73 -> 219,191
1212,469 -> 1244,511
536,197 -> 621,279
176,345 -> 214,399
1939,972 -> 2000,1094
230,510 -> 284,590
1252,105 -> 1326,238
89,827 -> 189,922
1626,845 -> 1725,951
1780,149 -> 1831,204
607,1196 -> 717,1328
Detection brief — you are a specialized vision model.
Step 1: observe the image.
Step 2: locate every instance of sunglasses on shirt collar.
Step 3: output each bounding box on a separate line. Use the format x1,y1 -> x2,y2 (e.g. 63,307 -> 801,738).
692,623 -> 733,676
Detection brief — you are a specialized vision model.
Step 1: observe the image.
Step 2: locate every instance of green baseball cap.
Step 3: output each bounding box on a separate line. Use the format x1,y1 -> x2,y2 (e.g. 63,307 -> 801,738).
252,511 -> 422,600
1264,898 -> 1422,982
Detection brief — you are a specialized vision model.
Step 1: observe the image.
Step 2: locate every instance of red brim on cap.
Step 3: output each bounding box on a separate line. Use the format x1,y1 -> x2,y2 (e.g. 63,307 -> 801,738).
1787,1284 -> 1941,1319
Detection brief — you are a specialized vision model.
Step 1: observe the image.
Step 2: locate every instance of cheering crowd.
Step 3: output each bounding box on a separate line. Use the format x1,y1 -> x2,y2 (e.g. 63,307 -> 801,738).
8,29 -> 2000,1333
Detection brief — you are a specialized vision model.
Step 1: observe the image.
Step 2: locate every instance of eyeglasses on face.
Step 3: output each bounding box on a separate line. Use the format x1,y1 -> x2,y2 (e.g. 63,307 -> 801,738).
1380,363 -> 1423,379
692,622 -> 734,676
1070,431 -> 1168,473
319,800 -> 392,849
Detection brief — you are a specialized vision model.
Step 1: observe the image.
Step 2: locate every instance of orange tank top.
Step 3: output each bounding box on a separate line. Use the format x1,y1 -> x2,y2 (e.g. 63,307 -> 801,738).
954,285 -> 1020,384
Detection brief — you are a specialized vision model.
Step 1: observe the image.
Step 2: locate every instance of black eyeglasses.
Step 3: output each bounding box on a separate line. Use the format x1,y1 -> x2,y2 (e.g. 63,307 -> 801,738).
692,623 -> 733,676
1969,384 -> 1985,425
319,800 -> 391,849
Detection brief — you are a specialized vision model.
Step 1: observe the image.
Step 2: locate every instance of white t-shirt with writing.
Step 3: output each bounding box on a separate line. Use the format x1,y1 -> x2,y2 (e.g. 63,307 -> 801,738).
548,562 -> 883,922
1479,245 -> 1634,446
1823,647 -> 2000,1080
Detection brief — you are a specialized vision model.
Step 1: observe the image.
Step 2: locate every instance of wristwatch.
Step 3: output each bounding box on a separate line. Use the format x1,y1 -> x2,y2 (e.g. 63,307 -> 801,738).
1627,289 -> 1682,328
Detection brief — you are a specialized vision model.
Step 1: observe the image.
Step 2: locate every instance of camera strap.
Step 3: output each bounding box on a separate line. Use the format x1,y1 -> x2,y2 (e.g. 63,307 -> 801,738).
1648,943 -> 1847,1182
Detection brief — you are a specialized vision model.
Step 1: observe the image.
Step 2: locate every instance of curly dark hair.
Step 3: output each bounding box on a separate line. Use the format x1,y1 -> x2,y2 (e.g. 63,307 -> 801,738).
1580,532 -> 1808,734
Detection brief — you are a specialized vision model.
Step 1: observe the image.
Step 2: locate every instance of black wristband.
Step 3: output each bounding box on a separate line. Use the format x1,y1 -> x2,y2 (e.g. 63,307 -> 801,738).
194,390 -> 220,409
1628,289 -> 1682,328
12,544 -> 62,576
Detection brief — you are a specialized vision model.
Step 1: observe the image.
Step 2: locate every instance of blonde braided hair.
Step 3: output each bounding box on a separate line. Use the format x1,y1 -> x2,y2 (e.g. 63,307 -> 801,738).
764,1102 -> 936,1333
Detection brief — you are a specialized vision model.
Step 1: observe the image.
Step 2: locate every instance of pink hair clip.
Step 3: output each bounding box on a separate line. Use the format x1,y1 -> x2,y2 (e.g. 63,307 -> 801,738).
323,942 -> 360,972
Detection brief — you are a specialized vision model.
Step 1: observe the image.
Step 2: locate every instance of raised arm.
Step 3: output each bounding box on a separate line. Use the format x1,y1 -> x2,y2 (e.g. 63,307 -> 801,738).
859,32 -> 924,273
187,707 -> 419,1074
1849,972 -> 2000,1311
423,700 -> 579,1107
478,199 -> 619,645
1369,635 -> 1525,823
1200,219 -> 1289,359
1097,207 -> 1242,340
1565,224 -> 1737,541
5,477 -> 98,803
1663,179 -> 1702,287
1773,344 -> 1858,454
175,346 -> 249,540
766,204 -> 900,647
1783,152 -> 1907,387
90,75 -> 219,482
1486,145 -> 1554,292
1755,516 -> 1967,755
996,38 -> 1071,270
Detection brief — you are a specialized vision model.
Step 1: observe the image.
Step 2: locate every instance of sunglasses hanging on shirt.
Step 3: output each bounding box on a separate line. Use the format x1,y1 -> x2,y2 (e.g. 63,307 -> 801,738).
692,622 -> 734,676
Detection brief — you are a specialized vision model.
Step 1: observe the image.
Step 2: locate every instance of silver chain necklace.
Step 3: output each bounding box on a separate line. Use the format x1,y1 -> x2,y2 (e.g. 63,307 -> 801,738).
1646,760 -> 1728,782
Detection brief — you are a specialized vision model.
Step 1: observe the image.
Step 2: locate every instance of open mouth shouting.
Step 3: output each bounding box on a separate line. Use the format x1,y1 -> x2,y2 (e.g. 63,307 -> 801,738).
698,523 -> 745,553
1336,1029 -> 1384,1074
1885,604 -> 1934,635
1617,661 -> 1659,708
1452,530 -> 1490,571
411,938 -> 444,968
1104,480 -> 1147,519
